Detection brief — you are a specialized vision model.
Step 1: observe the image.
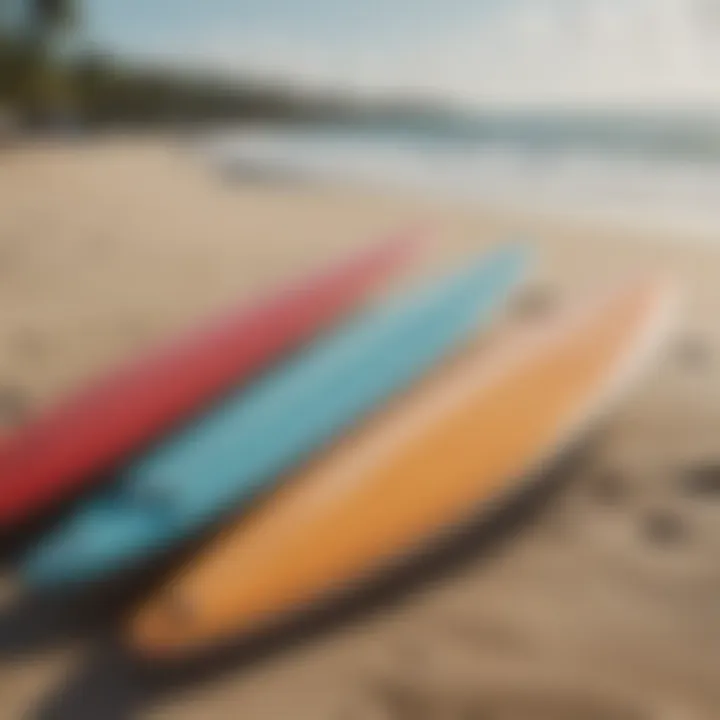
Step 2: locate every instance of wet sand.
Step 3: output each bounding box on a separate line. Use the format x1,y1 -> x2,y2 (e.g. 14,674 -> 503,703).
1,139 -> 720,718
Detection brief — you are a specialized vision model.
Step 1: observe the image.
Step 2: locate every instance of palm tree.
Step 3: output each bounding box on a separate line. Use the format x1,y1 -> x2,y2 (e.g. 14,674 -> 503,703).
28,0 -> 77,55
25,0 -> 78,123
30,0 -> 75,46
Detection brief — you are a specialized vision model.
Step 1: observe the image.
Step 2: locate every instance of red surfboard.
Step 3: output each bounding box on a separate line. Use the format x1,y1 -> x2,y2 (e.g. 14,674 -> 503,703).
0,231 -> 420,527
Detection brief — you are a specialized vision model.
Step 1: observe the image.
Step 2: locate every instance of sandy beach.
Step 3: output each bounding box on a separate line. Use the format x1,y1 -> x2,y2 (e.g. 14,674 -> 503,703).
1,138 -> 720,718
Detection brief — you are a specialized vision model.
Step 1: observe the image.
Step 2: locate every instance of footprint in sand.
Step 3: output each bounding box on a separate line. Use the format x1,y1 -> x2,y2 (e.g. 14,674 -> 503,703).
570,456 -> 720,585
642,507 -> 688,546
588,467 -> 629,507
679,464 -> 720,498
674,334 -> 712,373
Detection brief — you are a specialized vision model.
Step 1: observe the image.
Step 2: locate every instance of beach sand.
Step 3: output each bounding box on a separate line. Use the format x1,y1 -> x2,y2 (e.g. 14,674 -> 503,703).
1,139 -> 719,718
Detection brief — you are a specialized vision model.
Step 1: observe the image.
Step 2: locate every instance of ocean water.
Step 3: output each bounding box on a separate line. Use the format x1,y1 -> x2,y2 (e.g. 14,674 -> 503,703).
206,112 -> 720,239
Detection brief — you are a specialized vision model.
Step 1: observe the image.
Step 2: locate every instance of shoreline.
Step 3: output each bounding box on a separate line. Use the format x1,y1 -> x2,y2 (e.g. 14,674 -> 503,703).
1,139 -> 719,718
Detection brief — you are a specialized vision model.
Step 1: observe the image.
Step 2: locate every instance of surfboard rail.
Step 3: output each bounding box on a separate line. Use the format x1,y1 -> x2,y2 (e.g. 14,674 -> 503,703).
0,230 -> 420,527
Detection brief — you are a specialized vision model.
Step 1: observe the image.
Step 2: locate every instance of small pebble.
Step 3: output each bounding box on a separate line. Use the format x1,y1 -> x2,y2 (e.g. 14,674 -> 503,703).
680,464 -> 720,497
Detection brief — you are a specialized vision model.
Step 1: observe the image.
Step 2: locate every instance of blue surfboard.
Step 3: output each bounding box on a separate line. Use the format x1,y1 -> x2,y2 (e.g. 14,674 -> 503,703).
23,245 -> 527,588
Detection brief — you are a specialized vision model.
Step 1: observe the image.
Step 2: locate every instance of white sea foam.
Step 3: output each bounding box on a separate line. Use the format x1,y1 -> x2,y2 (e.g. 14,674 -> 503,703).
206,121 -> 720,240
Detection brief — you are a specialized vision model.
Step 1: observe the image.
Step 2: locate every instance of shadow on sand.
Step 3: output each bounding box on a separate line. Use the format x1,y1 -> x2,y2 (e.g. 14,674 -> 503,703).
0,515 -> 247,665
28,434 -> 601,720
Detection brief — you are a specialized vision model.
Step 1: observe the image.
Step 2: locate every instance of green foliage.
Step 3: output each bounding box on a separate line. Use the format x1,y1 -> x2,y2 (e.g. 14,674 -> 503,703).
0,29 -> 351,127
33,0 -> 75,27
0,0 -> 351,127
0,0 -> 76,122
29,0 -> 75,43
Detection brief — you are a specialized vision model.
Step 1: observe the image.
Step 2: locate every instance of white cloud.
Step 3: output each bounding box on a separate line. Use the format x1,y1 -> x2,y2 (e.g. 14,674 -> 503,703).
153,0 -> 720,108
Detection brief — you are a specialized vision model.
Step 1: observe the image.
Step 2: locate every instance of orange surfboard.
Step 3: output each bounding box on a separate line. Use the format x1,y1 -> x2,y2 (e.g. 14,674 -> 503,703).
129,278 -> 677,657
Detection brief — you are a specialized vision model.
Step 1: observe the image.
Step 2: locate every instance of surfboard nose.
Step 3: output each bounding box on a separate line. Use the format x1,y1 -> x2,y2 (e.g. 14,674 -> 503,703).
130,579 -> 228,657
22,499 -> 174,588
130,590 -> 187,655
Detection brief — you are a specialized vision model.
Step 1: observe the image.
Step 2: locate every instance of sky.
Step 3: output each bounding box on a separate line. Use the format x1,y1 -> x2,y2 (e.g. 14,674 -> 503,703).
73,0 -> 720,109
